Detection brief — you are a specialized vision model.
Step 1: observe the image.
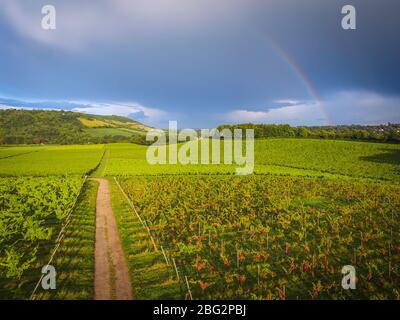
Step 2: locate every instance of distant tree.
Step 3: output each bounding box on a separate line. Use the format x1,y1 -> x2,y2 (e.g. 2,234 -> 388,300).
131,134 -> 152,145
388,129 -> 400,142
297,126 -> 310,137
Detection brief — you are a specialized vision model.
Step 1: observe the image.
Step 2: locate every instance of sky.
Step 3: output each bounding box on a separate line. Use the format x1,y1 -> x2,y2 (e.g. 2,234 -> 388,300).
0,0 -> 399,128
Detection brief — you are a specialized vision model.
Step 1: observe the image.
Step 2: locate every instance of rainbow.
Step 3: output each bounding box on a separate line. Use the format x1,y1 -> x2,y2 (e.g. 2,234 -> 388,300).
265,36 -> 332,126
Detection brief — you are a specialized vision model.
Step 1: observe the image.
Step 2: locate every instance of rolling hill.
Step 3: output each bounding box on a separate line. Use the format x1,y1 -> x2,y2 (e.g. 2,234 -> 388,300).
0,109 -> 153,145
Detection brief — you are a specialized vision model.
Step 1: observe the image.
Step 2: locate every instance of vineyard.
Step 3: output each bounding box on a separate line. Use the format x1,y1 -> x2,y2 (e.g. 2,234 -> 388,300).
0,176 -> 83,298
0,145 -> 104,176
101,140 -> 400,181
32,180 -> 98,300
0,138 -> 399,300
0,145 -> 104,299
254,139 -> 400,181
116,175 -> 400,299
1,0 -> 400,306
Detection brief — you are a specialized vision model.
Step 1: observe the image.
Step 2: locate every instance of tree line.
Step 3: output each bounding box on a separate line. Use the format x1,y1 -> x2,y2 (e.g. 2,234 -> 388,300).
1,109 -> 399,145
217,123 -> 400,143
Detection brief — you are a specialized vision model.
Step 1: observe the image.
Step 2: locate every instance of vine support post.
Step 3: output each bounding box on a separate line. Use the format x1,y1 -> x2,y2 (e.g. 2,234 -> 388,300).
283,285 -> 286,300
389,243 -> 392,278
161,246 -> 170,266
198,222 -> 201,237
172,258 -> 180,281
236,244 -> 239,269
185,276 -> 193,300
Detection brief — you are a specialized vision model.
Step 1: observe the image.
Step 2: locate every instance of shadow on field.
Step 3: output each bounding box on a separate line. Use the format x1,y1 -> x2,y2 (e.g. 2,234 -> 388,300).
360,148 -> 400,165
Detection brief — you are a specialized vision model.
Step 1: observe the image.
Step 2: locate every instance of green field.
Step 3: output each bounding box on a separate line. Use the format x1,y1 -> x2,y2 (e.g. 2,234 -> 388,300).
118,175 -> 400,299
83,128 -> 144,138
0,145 -> 104,176
103,139 -> 399,299
97,140 -> 400,181
254,139 -> 400,181
0,147 -> 43,160
0,138 -> 399,300
0,145 -> 103,299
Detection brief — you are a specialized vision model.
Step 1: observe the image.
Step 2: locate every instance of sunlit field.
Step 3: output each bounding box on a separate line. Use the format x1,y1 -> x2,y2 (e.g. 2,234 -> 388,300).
1,138 -> 399,299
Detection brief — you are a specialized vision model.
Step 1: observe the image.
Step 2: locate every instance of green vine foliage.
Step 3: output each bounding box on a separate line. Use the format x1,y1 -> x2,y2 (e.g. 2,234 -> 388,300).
0,177 -> 81,278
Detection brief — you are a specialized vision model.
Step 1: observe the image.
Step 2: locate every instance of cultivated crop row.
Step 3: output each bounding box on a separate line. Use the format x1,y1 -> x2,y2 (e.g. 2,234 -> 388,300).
0,176 -> 83,299
120,175 -> 400,299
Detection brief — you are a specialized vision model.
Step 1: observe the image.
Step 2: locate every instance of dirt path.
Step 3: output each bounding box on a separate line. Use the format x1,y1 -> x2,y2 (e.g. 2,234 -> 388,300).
93,178 -> 132,300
